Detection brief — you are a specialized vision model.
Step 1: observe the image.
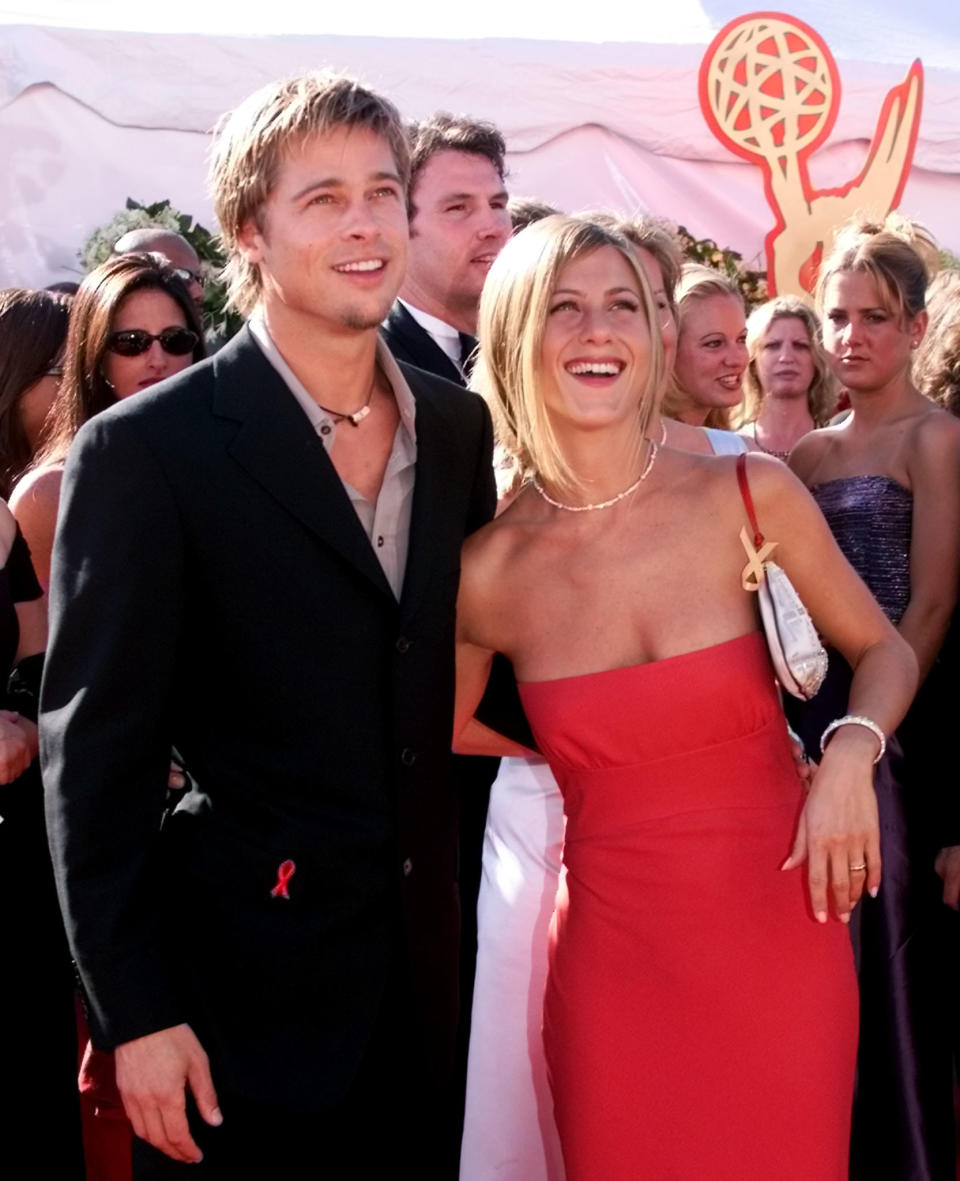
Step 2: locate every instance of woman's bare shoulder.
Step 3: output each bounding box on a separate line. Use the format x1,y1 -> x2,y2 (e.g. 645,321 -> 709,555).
8,466 -> 64,581
9,464 -> 64,514
912,402 -> 960,447
463,489 -> 538,575
787,426 -> 840,483
0,500 -> 16,562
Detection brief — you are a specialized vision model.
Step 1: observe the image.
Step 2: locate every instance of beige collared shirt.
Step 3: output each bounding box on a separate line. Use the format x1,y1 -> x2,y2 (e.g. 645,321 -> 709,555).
248,315 -> 417,599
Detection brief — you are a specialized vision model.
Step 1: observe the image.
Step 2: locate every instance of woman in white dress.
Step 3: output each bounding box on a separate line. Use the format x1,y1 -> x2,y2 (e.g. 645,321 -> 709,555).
663,264 -> 755,452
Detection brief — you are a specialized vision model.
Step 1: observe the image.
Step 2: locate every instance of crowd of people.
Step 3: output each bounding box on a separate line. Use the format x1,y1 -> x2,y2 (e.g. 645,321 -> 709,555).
1,66 -> 959,1180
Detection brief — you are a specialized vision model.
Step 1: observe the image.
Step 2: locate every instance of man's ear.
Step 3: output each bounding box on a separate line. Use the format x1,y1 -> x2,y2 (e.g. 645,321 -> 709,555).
237,216 -> 265,264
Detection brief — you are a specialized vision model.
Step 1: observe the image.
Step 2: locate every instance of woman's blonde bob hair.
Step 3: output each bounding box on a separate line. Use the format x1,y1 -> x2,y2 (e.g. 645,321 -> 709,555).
740,296 -> 837,427
473,214 -> 665,496
665,264 -> 744,430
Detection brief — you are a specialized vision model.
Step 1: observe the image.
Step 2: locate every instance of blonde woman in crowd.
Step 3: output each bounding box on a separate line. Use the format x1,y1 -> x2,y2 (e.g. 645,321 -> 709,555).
457,213 -> 915,1180
786,220 -> 960,1180
737,295 -> 837,459
460,212 -> 684,1181
662,264 -> 753,454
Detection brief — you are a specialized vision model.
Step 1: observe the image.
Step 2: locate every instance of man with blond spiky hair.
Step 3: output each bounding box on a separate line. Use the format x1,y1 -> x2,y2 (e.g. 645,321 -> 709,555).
41,71 -> 495,1178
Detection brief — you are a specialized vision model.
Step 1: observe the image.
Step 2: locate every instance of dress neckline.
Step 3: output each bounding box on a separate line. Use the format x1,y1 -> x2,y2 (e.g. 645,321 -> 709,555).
517,630 -> 764,688
810,473 -> 912,497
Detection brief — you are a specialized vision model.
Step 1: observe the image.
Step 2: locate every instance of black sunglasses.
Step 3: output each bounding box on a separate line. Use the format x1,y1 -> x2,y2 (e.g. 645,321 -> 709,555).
173,267 -> 205,288
106,328 -> 200,357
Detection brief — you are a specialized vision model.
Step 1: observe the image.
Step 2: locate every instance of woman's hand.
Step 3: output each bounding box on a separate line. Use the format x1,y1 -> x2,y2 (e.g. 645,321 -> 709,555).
0,709 -> 38,784
934,845 -> 960,910
782,726 -> 881,924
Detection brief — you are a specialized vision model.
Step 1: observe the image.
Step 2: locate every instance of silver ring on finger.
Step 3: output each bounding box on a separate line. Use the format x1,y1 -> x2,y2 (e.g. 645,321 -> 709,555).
849,862 -> 867,873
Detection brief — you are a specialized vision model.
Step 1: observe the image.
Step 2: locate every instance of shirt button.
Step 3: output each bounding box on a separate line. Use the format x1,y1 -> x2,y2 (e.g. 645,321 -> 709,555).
400,747 -> 417,767
402,858 -> 413,878
396,636 -> 411,654
320,423 -> 332,436
376,535 -> 385,548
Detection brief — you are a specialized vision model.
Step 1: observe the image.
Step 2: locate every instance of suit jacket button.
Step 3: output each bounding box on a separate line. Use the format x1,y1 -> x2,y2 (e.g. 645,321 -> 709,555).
400,747 -> 417,766
396,636 -> 411,654
402,858 -> 413,877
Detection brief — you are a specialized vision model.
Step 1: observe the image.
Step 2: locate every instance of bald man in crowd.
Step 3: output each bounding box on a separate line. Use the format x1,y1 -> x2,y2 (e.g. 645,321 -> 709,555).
113,229 -> 205,307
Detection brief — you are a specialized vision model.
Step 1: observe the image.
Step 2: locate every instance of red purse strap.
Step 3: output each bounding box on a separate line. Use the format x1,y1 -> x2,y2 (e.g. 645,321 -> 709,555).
736,454 -> 764,548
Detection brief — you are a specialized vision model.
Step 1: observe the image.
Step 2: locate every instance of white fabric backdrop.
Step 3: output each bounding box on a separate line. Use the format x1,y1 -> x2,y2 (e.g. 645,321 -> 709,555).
1,10 -> 958,287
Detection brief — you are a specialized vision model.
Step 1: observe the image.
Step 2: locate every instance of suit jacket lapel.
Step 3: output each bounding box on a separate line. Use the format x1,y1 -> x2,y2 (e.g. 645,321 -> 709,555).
400,384 -> 459,622
384,304 -> 465,387
213,329 -> 394,602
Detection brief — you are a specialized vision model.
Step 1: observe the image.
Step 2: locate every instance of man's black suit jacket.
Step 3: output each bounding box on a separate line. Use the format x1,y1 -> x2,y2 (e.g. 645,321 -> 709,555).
40,327 -> 495,1110
380,301 -> 466,387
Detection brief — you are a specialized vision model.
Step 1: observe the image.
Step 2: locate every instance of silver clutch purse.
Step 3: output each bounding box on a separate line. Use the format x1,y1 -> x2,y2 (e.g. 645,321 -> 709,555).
736,456 -> 827,701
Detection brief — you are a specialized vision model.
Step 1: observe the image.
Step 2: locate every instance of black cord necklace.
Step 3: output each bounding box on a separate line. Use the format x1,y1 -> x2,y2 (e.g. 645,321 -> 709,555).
316,375 -> 376,427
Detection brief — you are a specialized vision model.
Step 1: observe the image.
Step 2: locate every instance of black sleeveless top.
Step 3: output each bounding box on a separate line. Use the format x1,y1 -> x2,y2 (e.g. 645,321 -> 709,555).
0,527 -> 42,680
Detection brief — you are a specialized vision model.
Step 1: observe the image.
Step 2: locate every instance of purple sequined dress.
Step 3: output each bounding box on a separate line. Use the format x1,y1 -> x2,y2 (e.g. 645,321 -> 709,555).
786,476 -> 955,1181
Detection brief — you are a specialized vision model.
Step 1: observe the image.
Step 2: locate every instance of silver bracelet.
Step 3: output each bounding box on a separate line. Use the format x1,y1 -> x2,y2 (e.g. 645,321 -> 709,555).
819,715 -> 886,765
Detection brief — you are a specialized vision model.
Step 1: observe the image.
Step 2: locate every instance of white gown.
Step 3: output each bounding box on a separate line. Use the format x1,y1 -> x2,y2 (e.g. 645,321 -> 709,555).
459,756 -> 566,1181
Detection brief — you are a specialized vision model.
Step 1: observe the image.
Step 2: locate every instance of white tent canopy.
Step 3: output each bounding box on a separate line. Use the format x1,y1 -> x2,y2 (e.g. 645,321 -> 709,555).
2,1 -> 958,287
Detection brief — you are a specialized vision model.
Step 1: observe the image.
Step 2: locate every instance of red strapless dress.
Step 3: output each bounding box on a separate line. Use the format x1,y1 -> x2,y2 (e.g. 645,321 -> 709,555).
518,632 -> 858,1180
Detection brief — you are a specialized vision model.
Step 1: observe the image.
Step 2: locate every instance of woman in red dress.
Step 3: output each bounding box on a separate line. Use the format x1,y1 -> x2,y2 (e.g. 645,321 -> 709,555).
454,215 -> 917,1179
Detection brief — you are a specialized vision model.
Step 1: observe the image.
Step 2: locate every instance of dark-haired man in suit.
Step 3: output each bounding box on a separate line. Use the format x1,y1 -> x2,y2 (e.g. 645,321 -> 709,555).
381,113 -> 511,385
42,72 -> 494,1178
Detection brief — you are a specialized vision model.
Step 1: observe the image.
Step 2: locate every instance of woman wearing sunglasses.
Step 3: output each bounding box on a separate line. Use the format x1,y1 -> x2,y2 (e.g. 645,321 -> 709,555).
10,253 -> 203,1180
11,253 -> 204,589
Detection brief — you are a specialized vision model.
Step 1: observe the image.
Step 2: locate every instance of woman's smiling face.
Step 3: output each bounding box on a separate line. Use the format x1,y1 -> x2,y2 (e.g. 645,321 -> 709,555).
674,292 -> 748,414
540,246 -> 653,430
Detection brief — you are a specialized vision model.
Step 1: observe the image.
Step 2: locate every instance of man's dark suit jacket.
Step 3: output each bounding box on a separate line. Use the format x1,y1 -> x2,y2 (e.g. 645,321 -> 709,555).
380,301 -> 466,386
40,327 -> 495,1110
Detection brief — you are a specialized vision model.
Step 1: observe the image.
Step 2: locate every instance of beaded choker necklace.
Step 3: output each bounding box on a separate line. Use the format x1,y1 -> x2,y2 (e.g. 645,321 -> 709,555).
532,439 -> 660,512
750,422 -> 793,462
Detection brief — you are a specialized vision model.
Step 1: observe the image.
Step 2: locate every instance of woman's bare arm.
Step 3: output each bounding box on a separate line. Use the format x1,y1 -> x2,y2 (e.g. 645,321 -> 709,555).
14,596 -> 46,664
9,466 -> 63,592
747,457 -> 918,922
453,529 -> 534,758
900,412 -> 960,682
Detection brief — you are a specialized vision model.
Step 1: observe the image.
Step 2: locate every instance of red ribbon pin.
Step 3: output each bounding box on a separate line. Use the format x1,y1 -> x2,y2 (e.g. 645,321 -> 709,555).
270,859 -> 296,900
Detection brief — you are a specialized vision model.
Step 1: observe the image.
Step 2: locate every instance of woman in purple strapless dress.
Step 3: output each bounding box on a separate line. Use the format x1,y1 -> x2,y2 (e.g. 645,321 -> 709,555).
787,220 -> 960,1180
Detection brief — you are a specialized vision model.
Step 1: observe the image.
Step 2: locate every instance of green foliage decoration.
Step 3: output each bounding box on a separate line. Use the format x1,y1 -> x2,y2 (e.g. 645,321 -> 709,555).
675,225 -> 768,308
81,201 -> 772,333
80,198 -> 243,341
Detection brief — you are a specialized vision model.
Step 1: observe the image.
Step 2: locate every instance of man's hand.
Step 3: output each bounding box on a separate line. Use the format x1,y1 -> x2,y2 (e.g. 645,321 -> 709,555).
934,845 -> 960,910
115,1023 -> 222,1163
0,709 -> 36,784
786,728 -> 815,793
